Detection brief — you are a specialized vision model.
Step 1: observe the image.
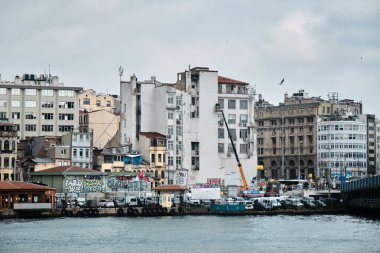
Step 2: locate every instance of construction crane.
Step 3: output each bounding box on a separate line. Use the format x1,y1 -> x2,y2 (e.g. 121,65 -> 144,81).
215,103 -> 248,192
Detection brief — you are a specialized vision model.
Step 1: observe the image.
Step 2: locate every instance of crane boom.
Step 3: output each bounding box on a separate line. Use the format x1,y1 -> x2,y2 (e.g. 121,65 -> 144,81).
217,105 -> 248,191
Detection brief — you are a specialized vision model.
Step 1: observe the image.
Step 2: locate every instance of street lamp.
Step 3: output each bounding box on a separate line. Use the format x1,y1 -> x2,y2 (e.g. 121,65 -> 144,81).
298,140 -> 303,180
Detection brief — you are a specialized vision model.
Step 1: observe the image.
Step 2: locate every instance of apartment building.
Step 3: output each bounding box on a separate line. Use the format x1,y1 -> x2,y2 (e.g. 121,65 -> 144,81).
61,131 -> 93,169
0,74 -> 82,139
0,120 -> 18,181
255,90 -> 362,180
376,119 -> 380,174
79,89 -> 120,114
359,114 -> 377,175
120,67 -> 257,185
317,114 -> 368,179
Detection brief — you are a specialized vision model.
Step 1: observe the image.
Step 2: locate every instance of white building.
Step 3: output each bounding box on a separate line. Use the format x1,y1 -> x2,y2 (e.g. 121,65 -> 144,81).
317,115 -> 367,179
375,119 -> 380,174
120,67 -> 257,186
0,74 -> 82,139
61,131 -> 93,169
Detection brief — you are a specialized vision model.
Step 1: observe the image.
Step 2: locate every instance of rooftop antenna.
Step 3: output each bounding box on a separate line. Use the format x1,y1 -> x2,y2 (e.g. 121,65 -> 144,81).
118,66 -> 124,83
48,64 -> 52,84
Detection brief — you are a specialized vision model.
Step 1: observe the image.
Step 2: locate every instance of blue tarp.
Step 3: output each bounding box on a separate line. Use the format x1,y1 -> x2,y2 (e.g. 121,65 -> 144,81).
124,155 -> 143,165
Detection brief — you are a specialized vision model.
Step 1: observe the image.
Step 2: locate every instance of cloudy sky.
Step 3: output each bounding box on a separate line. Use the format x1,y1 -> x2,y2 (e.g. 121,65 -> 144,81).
1,1 -> 379,114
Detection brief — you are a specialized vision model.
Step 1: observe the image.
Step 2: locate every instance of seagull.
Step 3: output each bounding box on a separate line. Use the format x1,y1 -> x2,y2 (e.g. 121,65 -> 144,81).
278,78 -> 285,85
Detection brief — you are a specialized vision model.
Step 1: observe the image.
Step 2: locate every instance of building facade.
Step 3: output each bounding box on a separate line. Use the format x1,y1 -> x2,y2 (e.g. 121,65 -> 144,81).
61,131 -> 93,169
255,90 -> 362,180
376,119 -> 380,174
0,74 -> 82,139
120,67 -> 257,186
359,114 -> 377,175
79,109 -> 119,148
0,121 -> 18,181
79,89 -> 120,114
317,115 -> 368,179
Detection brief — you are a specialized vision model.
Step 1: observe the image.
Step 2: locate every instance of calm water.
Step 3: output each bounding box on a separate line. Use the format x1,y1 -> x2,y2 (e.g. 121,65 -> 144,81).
0,215 -> 379,253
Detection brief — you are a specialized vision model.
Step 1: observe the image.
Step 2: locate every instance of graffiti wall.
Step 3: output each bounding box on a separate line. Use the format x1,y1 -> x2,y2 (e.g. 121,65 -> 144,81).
64,176 -> 84,197
174,170 -> 188,185
84,175 -> 103,192
105,176 -> 151,192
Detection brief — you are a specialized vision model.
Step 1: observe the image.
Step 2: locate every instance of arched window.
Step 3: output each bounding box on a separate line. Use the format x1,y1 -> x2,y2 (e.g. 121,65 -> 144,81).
4,140 -> 9,150
12,141 -> 16,151
161,170 -> 165,179
155,170 -> 158,178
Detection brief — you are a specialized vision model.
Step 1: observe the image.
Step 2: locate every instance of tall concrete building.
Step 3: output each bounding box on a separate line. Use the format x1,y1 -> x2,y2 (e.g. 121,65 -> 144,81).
376,119 -> 380,174
359,114 -> 377,175
317,114 -> 368,179
0,74 -> 82,139
120,67 -> 257,186
255,90 -> 362,180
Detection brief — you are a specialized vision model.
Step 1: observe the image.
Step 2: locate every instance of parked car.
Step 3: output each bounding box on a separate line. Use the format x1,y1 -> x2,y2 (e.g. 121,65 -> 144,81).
300,198 -> 317,209
253,199 -> 273,211
75,197 -> 87,208
98,199 -> 115,208
313,199 -> 327,208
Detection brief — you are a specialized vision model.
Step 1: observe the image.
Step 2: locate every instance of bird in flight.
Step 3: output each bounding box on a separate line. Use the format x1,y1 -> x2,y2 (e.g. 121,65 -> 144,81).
278,78 -> 285,85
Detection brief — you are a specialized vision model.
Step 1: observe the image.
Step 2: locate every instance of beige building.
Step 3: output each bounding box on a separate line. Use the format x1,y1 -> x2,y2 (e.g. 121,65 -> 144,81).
79,89 -> 119,114
79,109 -> 119,148
255,90 -> 362,180
0,121 -> 18,181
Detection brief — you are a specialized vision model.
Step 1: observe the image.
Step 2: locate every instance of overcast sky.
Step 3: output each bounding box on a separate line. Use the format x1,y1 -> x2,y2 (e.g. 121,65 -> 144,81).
1,1 -> 379,115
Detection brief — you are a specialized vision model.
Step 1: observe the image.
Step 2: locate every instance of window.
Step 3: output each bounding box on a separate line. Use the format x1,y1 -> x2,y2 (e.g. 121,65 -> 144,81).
61,149 -> 66,155
240,129 -> 248,138
85,149 -> 89,158
0,100 -> 6,107
167,141 -> 173,150
158,154 -> 162,162
11,101 -> 20,107
218,99 -> 224,109
106,100 -> 111,107
168,125 -> 173,135
228,144 -> 234,153
240,114 -> 248,124
0,88 -> 6,95
168,156 -> 174,166
25,112 -> 37,119
96,100 -> 101,106
240,144 -> 248,153
168,111 -> 174,119
218,143 -> 224,153
42,90 -> 54,96
59,114 -> 74,120
229,128 -> 237,141
59,125 -> 74,132
12,112 -> 20,120
176,125 -> 182,136
167,93 -> 174,104
228,114 -> 236,124
42,113 -> 54,120
58,90 -> 74,97
73,149 -> 77,158
25,89 -> 36,95
25,124 -> 36,131
79,149 -> 83,157
176,96 -> 182,106
228,99 -> 236,109
218,128 -> 224,139
240,100 -> 248,110
12,89 -> 20,95
42,125 -> 53,132
83,98 -> 90,105
58,102 -> 74,108
0,112 -> 6,119
176,157 -> 182,166
25,100 -> 36,107
42,101 -> 54,108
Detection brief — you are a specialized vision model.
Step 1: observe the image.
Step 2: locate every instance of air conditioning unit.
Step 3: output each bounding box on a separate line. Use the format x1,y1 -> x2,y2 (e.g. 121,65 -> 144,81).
227,152 -> 231,157
176,150 -> 180,155
176,106 -> 180,110
176,120 -> 181,124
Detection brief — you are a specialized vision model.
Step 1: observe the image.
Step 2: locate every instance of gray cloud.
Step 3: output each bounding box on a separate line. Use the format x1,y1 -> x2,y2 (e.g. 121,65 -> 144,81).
0,0 -> 379,114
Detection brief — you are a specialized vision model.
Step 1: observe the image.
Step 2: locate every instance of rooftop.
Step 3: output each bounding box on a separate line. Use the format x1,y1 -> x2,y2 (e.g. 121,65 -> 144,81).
32,166 -> 103,174
218,76 -> 248,85
153,185 -> 188,191
139,132 -> 166,139
0,181 -> 55,191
